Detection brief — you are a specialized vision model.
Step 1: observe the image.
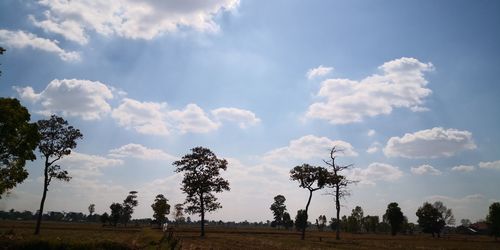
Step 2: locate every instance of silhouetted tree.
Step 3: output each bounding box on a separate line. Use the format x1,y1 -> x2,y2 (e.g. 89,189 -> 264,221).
0,46 -> 5,76
351,206 -> 363,232
460,218 -> 471,227
34,115 -> 82,235
100,212 -> 109,226
174,203 -> 185,223
174,147 -> 230,237
122,191 -> 138,227
110,203 -> 123,227
323,146 -> 357,240
316,215 -> 327,231
151,194 -> 170,226
384,202 -> 405,235
295,209 -> 308,232
88,204 -> 95,217
283,212 -> 293,230
363,215 -> 379,233
433,201 -> 455,225
270,194 -> 287,228
487,202 -> 500,240
290,164 -> 329,240
416,201 -> 453,238
0,98 -> 40,198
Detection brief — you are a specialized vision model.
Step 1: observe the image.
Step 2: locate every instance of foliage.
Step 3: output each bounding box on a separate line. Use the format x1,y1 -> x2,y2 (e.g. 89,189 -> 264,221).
384,202 -> 405,236
88,204 -> 95,217
270,194 -> 287,228
110,203 -> 123,226
486,202 -> 500,240
100,212 -> 109,225
362,215 -> 379,233
0,98 -> 40,198
461,218 -> 471,227
122,191 -> 138,226
282,212 -> 294,230
316,215 -> 327,231
151,194 -> 170,226
174,146 -> 230,237
174,203 -> 185,223
0,46 -> 5,76
294,209 -> 308,231
416,201 -> 453,237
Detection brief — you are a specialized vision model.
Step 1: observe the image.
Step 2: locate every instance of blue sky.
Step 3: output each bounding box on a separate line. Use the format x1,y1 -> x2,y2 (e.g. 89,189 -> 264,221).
1,0 -> 499,224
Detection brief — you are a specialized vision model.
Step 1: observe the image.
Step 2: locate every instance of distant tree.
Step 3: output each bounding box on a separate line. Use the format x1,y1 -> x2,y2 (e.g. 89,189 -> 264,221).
186,216 -> 192,224
290,164 -> 329,240
323,146 -> 357,240
351,206 -> 363,232
100,212 -> 109,226
151,194 -> 170,226
383,202 -> 405,236
316,215 -> 327,231
416,201 -> 453,238
0,46 -> 5,76
329,217 -> 339,231
363,215 -> 379,233
433,201 -> 455,225
486,202 -> 500,240
283,212 -> 293,230
460,218 -> 471,227
295,209 -> 308,232
34,115 -> 82,235
174,203 -> 185,223
174,147 -> 230,237
88,204 -> 95,217
0,98 -> 40,198
122,191 -> 138,227
110,203 -> 123,227
270,194 -> 287,228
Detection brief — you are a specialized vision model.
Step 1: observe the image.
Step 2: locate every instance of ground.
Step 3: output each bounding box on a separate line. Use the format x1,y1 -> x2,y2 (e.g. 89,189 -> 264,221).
1,221 -> 499,249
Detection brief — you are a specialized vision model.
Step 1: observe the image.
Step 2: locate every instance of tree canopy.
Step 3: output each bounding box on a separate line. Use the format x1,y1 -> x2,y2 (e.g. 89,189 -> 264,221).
416,201 -> 453,238
487,202 -> 500,240
270,194 -> 287,228
384,202 -> 405,236
151,194 -> 170,226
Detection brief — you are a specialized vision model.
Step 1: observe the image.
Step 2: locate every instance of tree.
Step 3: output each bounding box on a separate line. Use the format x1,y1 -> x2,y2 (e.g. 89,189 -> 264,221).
0,46 -> 5,76
110,203 -> 123,227
270,194 -> 287,228
486,202 -> 500,240
363,215 -> 379,233
100,212 -> 109,226
316,215 -> 327,231
173,147 -> 230,237
0,98 -> 40,198
283,212 -> 293,230
416,201 -> 453,238
323,146 -> 357,240
88,204 -> 95,217
290,164 -> 329,240
151,194 -> 170,226
383,202 -> 405,236
34,115 -> 82,235
174,203 -> 185,223
460,218 -> 471,227
433,201 -> 455,226
295,209 -> 308,232
122,191 -> 138,227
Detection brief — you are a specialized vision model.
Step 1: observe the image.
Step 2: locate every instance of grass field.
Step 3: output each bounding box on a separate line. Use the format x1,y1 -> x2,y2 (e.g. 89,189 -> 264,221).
1,220 -> 499,249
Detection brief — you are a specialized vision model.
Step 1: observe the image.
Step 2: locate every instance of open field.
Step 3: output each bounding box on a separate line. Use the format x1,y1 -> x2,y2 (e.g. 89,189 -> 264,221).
1,220 -> 499,249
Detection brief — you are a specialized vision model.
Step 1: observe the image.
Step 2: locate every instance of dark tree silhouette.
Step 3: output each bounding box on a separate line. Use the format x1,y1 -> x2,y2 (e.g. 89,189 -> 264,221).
316,215 -> 327,231
122,191 -> 138,227
1,98 -> 40,198
487,202 -> 500,240
174,203 -> 185,223
295,209 -> 308,232
323,146 -> 357,240
110,202 -> 123,227
349,206 -> 363,233
384,202 -> 405,235
174,147 -> 230,237
88,204 -> 95,217
290,164 -> 329,240
283,212 -> 293,230
151,194 -> 170,226
100,212 -> 109,226
0,46 -> 5,76
416,201 -> 453,238
34,115 -> 82,235
270,194 -> 287,228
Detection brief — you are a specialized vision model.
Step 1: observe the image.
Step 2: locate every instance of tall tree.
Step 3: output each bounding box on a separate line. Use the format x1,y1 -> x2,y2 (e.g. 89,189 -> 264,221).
270,194 -> 287,228
323,146 -> 357,240
110,203 -> 123,227
151,194 -> 170,226
174,147 -> 230,237
282,212 -> 293,230
316,215 -> 327,231
350,206 -> 364,233
295,209 -> 308,232
433,201 -> 455,225
290,164 -> 329,240
383,202 -> 405,236
416,201 -> 453,238
34,115 -> 82,235
88,204 -> 95,217
487,202 -> 500,240
174,203 -> 185,223
1,98 -> 40,198
122,191 -> 138,227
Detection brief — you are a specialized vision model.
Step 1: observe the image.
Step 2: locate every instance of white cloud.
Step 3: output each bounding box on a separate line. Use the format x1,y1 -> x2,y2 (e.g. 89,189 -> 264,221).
383,127 -> 476,159
367,129 -> 376,137
15,79 -> 114,120
366,142 -> 381,154
112,98 -> 170,135
0,29 -> 80,61
306,57 -> 434,124
306,65 -> 333,79
263,135 -> 357,162
169,103 -> 220,134
33,0 -> 239,42
426,194 -> 484,204
451,165 -> 475,172
479,160 -> 500,170
211,107 -> 260,128
349,162 -> 403,186
411,164 -> 442,176
59,152 -> 124,178
109,143 -> 177,161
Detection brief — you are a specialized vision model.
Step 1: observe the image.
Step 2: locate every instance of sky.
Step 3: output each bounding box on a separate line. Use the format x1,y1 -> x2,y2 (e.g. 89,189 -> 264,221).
1,0 -> 500,224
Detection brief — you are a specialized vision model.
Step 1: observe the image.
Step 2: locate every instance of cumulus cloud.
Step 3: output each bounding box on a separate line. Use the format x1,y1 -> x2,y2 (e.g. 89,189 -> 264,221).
383,127 -> 476,159
15,79 -> 114,120
451,165 -> 475,172
366,142 -> 381,154
168,104 -> 220,134
367,129 -> 376,137
112,98 -> 170,135
306,57 -> 434,124
479,160 -> 500,170
211,107 -> 260,128
0,29 -> 79,61
109,143 -> 177,161
59,152 -> 124,178
263,135 -> 357,162
306,65 -> 333,79
32,0 -> 239,42
349,162 -> 403,186
411,164 -> 442,176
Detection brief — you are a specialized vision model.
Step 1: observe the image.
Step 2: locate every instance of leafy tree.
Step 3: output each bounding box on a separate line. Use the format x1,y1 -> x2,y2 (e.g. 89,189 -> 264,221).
486,202 -> 500,240
316,215 -> 327,231
34,115 -> 82,235
0,98 -> 40,198
363,215 -> 379,233
290,164 -> 329,240
347,215 -> 360,233
323,146 -> 357,240
433,201 -> 455,225
283,212 -> 293,230
174,203 -> 185,223
88,204 -> 95,217
270,194 -> 287,228
174,147 -> 230,237
460,218 -> 471,227
329,217 -> 339,231
416,201 -> 453,238
295,209 -> 308,232
383,202 -> 405,235
100,212 -> 109,226
122,191 -> 138,227
151,194 -> 170,226
110,203 -> 123,227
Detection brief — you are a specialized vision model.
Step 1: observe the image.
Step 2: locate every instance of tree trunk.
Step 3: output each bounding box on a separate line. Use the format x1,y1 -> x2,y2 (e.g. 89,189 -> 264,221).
34,159 -> 49,235
302,190 -> 313,240
335,183 -> 340,240
200,193 -> 205,237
